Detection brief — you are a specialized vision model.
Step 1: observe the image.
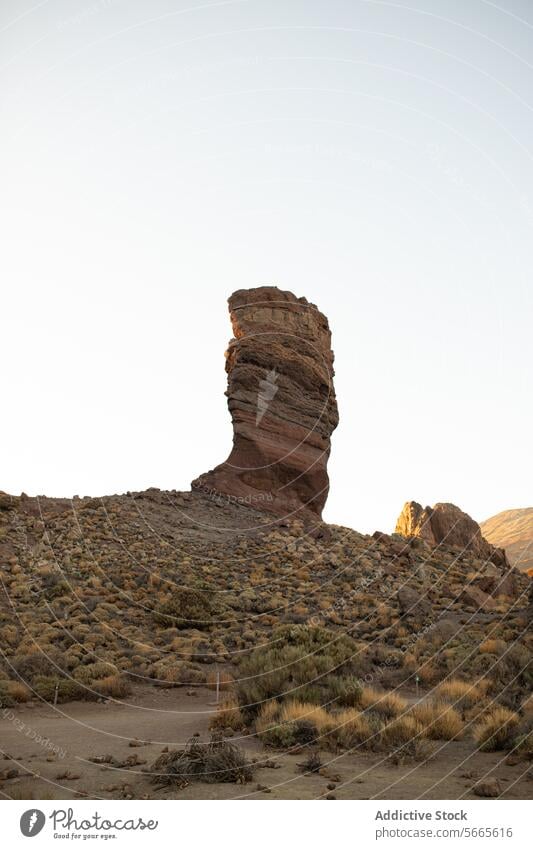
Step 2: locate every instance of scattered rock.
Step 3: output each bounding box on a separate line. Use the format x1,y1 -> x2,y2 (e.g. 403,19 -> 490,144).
473,778 -> 501,798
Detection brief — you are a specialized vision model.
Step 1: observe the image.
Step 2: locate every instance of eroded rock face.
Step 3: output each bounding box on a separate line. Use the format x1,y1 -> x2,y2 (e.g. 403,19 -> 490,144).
192,286 -> 338,522
395,501 -> 508,567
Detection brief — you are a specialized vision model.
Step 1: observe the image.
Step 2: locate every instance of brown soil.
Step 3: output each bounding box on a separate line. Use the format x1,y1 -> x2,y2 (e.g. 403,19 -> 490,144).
1,687 -> 530,801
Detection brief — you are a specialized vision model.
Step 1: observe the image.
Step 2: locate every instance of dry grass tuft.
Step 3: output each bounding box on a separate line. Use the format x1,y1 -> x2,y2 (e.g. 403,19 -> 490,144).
410,700 -> 464,740
479,639 -> 506,655
359,687 -> 408,719
381,716 -> 425,748
6,680 -> 31,702
278,700 -> 332,733
93,675 -> 131,699
473,707 -> 520,751
435,678 -> 486,709
209,695 -> 245,732
330,708 -> 373,748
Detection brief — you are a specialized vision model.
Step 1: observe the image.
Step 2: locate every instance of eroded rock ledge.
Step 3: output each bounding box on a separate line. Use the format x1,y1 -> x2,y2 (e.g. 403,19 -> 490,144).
192,286 -> 338,523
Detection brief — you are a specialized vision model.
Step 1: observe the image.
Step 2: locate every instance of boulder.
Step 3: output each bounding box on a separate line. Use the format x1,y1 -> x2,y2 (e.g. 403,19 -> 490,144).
460,585 -> 496,611
473,778 -> 501,798
396,586 -> 431,622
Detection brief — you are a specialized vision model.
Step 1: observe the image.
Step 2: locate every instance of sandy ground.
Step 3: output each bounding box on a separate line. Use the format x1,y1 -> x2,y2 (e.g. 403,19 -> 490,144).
1,687 -> 531,800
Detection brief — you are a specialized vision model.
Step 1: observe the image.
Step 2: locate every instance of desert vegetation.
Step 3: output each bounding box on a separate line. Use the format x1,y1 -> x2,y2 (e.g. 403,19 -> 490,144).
0,489 -> 531,799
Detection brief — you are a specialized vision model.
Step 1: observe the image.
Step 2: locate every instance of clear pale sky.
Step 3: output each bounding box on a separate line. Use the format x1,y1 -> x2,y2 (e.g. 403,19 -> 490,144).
1,0 -> 532,533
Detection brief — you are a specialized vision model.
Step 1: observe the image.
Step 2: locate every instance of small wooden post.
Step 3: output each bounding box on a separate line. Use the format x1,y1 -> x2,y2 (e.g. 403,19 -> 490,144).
415,674 -> 420,699
215,670 -> 220,705
53,683 -> 59,707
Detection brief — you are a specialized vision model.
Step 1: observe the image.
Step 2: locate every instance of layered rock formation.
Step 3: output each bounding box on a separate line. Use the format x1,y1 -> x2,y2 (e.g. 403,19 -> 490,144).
192,286 -> 338,522
395,501 -> 508,567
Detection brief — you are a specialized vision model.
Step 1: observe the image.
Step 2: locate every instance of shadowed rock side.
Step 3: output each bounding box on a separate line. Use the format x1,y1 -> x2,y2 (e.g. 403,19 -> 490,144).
192,286 -> 339,522
395,501 -> 508,568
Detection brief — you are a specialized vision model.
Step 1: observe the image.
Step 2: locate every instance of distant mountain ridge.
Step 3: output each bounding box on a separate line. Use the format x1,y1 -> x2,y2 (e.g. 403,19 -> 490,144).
480,508 -> 533,573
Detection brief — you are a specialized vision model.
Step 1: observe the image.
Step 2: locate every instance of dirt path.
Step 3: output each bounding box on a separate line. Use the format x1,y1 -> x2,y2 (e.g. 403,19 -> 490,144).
1,687 -> 531,800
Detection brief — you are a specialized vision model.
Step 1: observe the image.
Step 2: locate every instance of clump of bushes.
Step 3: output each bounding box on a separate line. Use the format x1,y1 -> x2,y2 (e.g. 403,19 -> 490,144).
255,699 -> 331,748
0,680 -> 30,706
33,676 -> 93,704
150,736 -> 254,786
150,661 -> 206,687
153,587 -> 219,630
93,674 -> 131,699
255,699 -> 374,751
73,661 -> 118,684
237,625 -> 363,716
12,650 -> 62,684
0,681 -> 15,708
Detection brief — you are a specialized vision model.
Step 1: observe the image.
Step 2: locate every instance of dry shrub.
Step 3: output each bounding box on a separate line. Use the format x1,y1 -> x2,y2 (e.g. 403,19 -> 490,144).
479,639 -> 506,655
255,699 -> 374,751
153,587 -> 218,630
417,661 -> 438,685
255,700 -> 332,748
33,676 -> 90,704
473,707 -> 520,751
6,680 -> 31,702
329,708 -> 373,748
151,736 -> 253,786
73,662 -> 118,684
297,750 -> 322,773
278,700 -> 332,733
255,700 -> 279,734
93,675 -> 131,699
159,663 -> 206,686
512,716 -> 533,758
388,737 -> 435,765
522,694 -> 533,716
410,701 -> 464,740
381,716 -> 425,749
207,670 -> 234,692
12,650 -> 61,684
360,686 -> 408,719
237,625 -> 365,715
209,695 -> 244,732
435,678 -> 485,709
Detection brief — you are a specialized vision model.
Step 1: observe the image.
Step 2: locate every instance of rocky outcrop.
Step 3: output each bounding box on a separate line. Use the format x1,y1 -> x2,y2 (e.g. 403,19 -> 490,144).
395,501 -> 508,567
192,286 -> 338,522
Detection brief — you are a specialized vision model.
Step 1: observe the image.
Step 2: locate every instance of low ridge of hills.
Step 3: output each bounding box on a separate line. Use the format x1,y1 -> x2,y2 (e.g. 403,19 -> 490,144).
481,508 -> 533,574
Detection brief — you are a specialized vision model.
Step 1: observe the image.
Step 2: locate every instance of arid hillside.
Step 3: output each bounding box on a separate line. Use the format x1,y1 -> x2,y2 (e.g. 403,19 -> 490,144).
0,489 -> 531,800
481,509 -> 533,574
